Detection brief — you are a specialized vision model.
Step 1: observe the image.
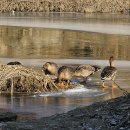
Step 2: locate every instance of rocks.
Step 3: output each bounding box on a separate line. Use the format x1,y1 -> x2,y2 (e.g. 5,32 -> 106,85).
0,112 -> 17,122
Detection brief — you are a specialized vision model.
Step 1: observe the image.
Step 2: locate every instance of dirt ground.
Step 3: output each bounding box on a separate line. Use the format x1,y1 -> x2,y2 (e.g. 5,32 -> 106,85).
0,93 -> 130,130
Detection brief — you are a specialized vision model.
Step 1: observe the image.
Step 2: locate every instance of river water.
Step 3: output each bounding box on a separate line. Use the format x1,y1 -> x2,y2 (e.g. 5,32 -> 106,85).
0,12 -> 130,119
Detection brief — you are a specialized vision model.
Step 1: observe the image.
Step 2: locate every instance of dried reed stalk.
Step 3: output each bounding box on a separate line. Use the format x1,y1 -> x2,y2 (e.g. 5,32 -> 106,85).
0,64 -> 60,93
0,0 -> 129,13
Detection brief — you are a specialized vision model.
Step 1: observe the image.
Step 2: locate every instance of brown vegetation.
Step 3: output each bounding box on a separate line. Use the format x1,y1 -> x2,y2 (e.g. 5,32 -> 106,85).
0,64 -> 73,93
0,0 -> 130,13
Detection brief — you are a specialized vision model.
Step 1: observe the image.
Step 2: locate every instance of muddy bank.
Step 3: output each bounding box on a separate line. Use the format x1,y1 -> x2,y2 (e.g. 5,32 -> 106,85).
0,110 -> 17,122
0,0 -> 130,13
0,93 -> 130,130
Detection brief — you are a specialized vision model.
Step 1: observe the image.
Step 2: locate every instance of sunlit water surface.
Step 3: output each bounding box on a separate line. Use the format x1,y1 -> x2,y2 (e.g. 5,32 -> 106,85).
0,12 -> 130,119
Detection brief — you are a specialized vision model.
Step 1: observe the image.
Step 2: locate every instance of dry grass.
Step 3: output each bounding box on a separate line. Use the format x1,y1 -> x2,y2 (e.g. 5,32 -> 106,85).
0,0 -> 129,13
0,64 -> 61,93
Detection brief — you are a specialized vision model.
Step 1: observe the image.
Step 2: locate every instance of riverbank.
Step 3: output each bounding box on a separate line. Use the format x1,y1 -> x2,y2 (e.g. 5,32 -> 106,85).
0,0 -> 130,13
0,93 -> 130,130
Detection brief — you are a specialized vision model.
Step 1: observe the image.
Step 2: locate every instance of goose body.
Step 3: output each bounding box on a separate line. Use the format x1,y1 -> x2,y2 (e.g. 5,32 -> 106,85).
101,56 -> 117,88
74,64 -> 95,77
101,66 -> 117,81
58,66 -> 74,82
57,66 -> 75,89
7,61 -> 22,65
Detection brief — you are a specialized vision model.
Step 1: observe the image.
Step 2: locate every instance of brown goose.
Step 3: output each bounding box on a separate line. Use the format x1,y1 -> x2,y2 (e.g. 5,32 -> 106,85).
74,64 -> 99,82
42,62 -> 58,76
58,66 -> 75,88
101,56 -> 117,88
7,61 -> 22,65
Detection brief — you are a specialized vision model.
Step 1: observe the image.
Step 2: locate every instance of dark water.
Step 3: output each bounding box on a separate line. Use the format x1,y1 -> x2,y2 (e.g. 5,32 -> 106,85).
0,12 -> 130,119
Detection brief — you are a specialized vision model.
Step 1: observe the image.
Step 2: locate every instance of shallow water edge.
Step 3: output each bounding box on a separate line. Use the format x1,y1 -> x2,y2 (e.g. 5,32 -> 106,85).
1,94 -> 130,130
1,58 -> 130,68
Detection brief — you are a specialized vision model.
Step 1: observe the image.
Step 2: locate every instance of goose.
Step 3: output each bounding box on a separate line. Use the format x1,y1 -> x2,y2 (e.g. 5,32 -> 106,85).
74,64 -> 100,82
42,62 -> 58,76
57,66 -> 75,89
101,56 -> 117,88
7,61 -> 22,65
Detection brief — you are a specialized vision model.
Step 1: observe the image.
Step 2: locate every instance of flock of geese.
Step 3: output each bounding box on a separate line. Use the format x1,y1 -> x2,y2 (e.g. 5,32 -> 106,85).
7,56 -> 117,89
42,56 -> 117,89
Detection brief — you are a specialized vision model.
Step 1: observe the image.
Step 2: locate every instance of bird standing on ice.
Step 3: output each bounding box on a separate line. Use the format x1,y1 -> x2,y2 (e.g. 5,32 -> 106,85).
101,56 -> 117,89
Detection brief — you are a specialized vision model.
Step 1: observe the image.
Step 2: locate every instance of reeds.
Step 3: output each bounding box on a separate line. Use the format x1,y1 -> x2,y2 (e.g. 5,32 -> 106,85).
0,64 -> 60,93
0,0 -> 129,13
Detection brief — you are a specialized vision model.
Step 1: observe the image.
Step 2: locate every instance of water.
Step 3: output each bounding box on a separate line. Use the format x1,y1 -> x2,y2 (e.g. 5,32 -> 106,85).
1,26 -> 130,60
0,12 -> 130,35
0,12 -> 130,119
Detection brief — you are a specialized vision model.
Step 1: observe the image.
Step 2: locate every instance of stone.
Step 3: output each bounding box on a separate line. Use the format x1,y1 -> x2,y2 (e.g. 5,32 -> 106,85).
0,112 -> 17,122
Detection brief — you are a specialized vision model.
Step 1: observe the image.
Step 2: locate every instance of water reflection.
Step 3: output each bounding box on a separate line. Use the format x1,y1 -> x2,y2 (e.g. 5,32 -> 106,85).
0,26 -> 130,60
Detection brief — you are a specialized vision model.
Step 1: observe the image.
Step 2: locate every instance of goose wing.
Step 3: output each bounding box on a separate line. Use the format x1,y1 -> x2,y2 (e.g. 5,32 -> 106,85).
101,66 -> 117,80
58,66 -> 74,75
58,66 -> 74,80
75,65 -> 95,77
